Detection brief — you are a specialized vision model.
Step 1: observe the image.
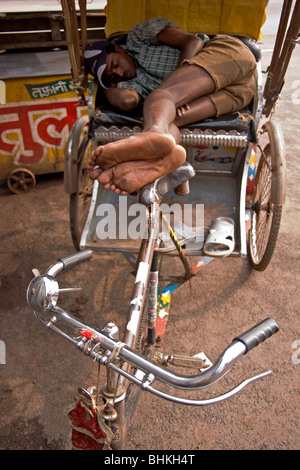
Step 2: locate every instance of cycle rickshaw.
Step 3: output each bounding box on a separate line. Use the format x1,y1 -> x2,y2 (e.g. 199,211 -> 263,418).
27,0 -> 300,450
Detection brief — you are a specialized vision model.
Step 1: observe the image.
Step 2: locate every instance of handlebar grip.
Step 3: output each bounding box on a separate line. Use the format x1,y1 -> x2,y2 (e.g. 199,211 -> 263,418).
58,249 -> 93,270
234,318 -> 279,353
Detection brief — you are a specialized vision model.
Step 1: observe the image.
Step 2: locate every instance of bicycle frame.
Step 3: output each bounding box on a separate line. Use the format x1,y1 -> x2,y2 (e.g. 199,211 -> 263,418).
27,192 -> 279,448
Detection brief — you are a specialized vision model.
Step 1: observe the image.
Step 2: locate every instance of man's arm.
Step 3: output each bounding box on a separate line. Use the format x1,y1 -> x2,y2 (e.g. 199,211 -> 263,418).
156,26 -> 205,118
156,26 -> 204,68
103,87 -> 141,112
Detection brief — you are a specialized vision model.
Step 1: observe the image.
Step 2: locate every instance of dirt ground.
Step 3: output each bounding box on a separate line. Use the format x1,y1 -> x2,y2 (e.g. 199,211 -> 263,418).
1,154 -> 299,453
0,2 -> 299,454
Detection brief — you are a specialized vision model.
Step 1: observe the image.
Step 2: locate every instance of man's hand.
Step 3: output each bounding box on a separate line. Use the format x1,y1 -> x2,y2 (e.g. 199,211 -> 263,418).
156,26 -> 204,68
176,104 -> 190,118
104,87 -> 141,112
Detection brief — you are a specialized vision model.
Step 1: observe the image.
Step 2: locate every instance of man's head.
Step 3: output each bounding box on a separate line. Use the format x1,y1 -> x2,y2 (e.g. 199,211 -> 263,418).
84,41 -> 136,88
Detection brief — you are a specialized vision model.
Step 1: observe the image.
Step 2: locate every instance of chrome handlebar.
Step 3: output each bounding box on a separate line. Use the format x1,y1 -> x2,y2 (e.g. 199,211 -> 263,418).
26,250 -> 279,406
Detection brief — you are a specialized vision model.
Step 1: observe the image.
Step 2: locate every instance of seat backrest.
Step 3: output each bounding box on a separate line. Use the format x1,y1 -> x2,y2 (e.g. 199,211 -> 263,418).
104,0 -> 268,41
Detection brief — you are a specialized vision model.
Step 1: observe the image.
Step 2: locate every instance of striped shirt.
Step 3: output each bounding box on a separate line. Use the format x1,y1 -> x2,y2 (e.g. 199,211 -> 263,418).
117,18 -> 180,99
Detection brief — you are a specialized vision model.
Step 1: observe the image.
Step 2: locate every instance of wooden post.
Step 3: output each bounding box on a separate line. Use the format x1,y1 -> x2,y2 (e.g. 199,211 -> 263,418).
61,0 -> 86,101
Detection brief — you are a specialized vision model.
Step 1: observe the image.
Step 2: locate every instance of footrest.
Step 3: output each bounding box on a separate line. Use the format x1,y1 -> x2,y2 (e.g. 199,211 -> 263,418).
138,162 -> 195,206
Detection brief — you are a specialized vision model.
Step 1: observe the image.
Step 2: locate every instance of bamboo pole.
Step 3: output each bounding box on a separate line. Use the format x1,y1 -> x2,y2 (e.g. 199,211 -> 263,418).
263,0 -> 300,116
79,0 -> 88,90
61,0 -> 86,101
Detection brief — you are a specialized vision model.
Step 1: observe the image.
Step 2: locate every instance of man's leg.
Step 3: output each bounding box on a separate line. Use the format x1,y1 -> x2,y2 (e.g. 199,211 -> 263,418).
89,64 -> 215,166
142,64 -> 215,133
174,95 -> 217,127
88,64 -> 216,192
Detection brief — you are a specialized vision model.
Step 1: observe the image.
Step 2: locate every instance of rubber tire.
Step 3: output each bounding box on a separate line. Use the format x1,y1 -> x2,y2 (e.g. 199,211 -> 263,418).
249,143 -> 283,271
69,137 -> 94,251
7,168 -> 36,194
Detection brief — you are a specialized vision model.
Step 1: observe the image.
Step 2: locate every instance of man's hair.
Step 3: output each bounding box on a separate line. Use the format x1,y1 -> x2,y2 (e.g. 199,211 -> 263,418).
104,43 -> 118,55
105,35 -> 128,55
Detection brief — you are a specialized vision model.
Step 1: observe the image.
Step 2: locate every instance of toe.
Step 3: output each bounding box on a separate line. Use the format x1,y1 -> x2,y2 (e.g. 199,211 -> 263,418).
88,168 -> 102,180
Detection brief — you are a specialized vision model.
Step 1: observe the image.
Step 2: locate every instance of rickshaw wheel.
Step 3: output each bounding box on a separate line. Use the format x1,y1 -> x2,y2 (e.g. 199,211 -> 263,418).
69,137 -> 94,251
7,168 -> 36,194
249,143 -> 282,271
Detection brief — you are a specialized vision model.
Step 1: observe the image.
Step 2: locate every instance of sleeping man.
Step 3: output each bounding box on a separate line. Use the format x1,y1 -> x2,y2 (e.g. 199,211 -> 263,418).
85,17 -> 257,195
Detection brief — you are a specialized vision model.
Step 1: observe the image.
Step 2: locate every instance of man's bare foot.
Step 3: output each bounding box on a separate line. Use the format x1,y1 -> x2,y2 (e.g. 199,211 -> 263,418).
88,165 -> 104,182
96,144 -> 186,195
96,166 -> 129,195
88,131 -> 176,173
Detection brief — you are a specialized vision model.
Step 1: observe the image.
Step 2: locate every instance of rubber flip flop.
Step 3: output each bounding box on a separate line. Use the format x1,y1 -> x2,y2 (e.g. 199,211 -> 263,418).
203,217 -> 235,257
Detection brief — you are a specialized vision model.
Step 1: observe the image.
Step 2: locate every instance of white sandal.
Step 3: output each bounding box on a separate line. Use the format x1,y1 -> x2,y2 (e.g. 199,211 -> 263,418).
203,217 -> 235,257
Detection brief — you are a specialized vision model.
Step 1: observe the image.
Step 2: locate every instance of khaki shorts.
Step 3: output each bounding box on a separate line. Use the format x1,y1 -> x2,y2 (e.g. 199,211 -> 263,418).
185,34 -> 258,115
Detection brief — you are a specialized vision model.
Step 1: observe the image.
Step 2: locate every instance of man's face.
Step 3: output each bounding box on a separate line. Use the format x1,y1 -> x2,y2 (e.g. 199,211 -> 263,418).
103,45 -> 136,87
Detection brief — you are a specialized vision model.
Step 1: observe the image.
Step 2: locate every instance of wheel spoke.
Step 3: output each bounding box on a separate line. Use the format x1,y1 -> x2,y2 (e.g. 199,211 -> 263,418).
249,141 -> 283,271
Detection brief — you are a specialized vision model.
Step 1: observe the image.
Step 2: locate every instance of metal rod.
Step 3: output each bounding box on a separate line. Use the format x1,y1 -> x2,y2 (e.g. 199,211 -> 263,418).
122,201 -> 160,352
144,370 -> 272,406
46,303 -> 248,391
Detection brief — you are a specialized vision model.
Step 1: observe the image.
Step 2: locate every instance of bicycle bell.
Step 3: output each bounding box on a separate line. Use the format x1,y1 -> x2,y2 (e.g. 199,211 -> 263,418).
26,270 -> 59,311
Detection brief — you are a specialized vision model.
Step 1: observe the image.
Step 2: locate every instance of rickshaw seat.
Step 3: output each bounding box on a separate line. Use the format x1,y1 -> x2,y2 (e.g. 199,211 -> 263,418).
90,104 -> 257,147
